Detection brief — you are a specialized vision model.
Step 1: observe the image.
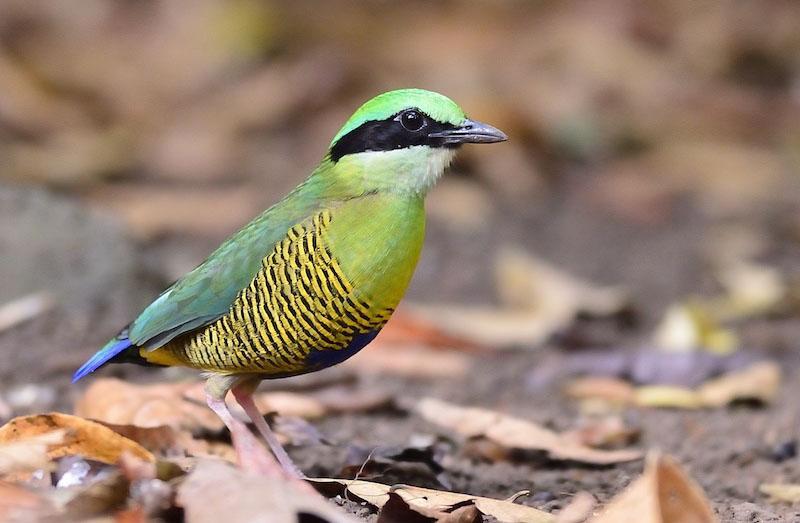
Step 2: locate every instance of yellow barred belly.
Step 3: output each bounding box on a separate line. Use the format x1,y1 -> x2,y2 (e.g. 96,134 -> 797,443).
148,210 -> 393,374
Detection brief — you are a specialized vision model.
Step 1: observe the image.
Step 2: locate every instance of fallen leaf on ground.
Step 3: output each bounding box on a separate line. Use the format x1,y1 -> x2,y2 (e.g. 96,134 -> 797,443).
178,459 -> 358,523
588,454 -> 716,522
0,481 -> 54,522
407,249 -> 629,349
0,429 -> 65,476
310,478 -> 554,523
562,417 -> 640,450
564,361 -> 779,409
562,377 -> 636,405
0,292 -> 54,333
415,398 -> 642,465
713,261 -> 786,320
696,361 -> 780,407
0,413 -> 153,464
556,491 -> 596,523
377,491 -> 482,523
759,483 -> 800,504
79,378 -> 391,435
344,345 -> 472,379
76,379 -> 222,432
101,422 -> 234,461
375,308 -> 488,353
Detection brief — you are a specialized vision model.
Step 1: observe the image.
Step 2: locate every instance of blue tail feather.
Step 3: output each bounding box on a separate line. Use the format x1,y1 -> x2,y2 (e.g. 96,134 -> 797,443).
72,337 -> 132,383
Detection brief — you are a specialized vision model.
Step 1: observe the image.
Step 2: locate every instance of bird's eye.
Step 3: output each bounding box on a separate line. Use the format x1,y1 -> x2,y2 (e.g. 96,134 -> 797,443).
399,110 -> 425,132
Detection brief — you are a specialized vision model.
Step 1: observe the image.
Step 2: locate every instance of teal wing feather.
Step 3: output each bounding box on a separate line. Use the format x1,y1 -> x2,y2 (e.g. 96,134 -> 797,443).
128,179 -> 329,349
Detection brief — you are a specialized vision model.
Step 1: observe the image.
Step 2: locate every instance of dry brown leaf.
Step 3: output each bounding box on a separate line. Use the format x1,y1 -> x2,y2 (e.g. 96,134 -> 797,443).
76,379 -> 223,432
589,454 -> 716,523
375,308 -> 488,353
311,478 -> 554,523
252,391 -> 327,419
377,491 -> 482,523
78,378 -> 387,439
696,361 -> 780,407
566,362 -> 780,409
408,249 -> 628,349
563,417 -> 640,450
563,377 -> 636,405
415,398 -> 642,465
100,422 -> 234,462
0,429 -> 65,476
0,481 -> 54,522
0,413 -> 153,464
344,345 -> 472,379
556,491 -> 596,523
759,483 -> 800,504
178,459 -> 358,523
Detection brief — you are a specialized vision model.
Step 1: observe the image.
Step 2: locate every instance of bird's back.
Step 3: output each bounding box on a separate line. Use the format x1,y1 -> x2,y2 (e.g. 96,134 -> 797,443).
143,193 -> 425,375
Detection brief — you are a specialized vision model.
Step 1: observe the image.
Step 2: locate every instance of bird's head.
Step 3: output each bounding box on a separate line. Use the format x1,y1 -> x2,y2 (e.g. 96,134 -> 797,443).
323,89 -> 507,195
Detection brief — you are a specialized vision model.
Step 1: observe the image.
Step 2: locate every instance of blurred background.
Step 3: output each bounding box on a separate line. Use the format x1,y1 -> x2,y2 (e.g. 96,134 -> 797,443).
3,1 -> 800,517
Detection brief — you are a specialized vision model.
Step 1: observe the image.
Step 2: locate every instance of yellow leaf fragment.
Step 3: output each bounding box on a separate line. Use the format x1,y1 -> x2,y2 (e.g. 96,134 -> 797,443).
567,362 -> 780,410
634,386 -> 704,409
759,483 -> 800,504
653,302 -> 737,354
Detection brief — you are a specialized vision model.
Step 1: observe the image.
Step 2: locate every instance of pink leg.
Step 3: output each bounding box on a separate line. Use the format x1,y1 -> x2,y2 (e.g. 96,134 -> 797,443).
204,376 -> 283,477
231,379 -> 305,479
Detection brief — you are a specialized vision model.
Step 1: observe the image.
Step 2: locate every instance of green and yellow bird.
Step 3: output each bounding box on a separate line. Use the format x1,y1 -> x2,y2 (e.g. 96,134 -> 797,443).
74,88 -> 506,476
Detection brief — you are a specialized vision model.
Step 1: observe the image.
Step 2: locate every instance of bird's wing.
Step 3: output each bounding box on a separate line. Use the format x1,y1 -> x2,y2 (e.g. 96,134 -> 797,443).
128,191 -> 324,349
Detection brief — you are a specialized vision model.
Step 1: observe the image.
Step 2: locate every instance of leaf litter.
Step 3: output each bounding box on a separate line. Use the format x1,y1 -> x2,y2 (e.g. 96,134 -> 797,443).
415,398 -> 642,465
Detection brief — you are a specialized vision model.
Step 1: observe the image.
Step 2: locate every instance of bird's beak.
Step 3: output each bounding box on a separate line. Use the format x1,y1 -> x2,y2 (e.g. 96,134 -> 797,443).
429,118 -> 508,145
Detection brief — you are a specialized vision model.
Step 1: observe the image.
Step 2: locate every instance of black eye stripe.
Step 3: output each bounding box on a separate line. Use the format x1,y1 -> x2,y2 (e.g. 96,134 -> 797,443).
329,110 -> 459,162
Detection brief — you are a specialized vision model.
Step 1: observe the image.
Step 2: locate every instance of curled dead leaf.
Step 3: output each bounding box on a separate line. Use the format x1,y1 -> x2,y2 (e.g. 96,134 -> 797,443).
415,398 -> 642,465
588,454 -> 717,523
0,413 -> 153,465
377,491 -> 482,523
310,478 -> 554,523
407,249 -> 628,349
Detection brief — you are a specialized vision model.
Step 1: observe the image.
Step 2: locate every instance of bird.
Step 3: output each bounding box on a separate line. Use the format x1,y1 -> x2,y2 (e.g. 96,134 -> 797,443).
73,88 -> 507,477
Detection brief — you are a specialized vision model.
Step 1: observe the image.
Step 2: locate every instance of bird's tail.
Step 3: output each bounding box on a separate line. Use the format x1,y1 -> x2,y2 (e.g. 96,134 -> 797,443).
72,332 -> 133,382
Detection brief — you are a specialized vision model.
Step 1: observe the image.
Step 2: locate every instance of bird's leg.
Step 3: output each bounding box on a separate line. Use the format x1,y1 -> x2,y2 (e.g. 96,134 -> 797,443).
230,377 -> 306,479
204,374 -> 283,477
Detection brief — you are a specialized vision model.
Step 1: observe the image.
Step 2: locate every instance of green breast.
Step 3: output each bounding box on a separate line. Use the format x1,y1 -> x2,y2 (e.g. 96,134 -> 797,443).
155,195 -> 425,374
